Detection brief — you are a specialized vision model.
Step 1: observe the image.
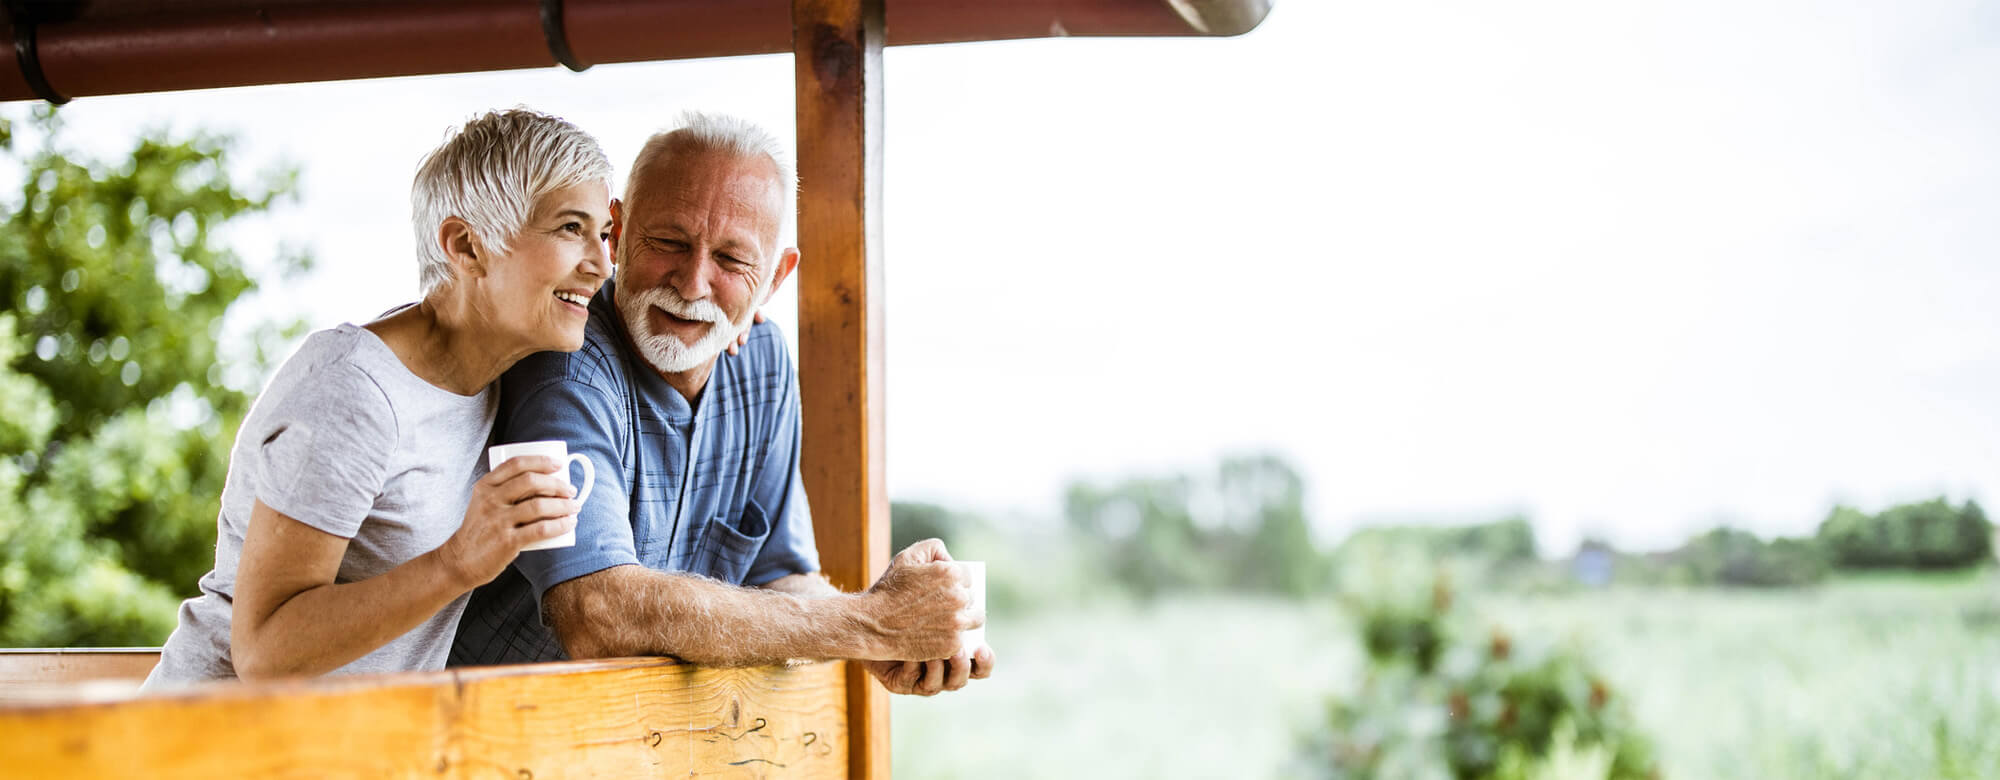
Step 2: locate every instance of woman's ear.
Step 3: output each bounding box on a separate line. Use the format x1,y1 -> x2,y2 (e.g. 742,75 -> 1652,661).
439,216 -> 485,281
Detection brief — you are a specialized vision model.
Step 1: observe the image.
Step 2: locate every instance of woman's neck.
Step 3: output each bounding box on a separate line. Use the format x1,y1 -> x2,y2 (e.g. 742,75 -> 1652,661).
364,286 -> 528,396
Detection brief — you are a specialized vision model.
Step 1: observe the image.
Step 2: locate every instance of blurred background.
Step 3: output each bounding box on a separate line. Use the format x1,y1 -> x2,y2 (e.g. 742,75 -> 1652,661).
4,0 -> 1998,777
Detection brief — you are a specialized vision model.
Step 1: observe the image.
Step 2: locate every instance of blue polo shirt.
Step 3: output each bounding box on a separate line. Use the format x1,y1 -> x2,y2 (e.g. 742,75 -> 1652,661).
449,280 -> 819,665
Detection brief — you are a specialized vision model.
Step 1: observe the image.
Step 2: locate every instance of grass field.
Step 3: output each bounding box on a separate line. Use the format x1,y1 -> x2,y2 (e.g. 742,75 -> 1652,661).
893,571 -> 2000,778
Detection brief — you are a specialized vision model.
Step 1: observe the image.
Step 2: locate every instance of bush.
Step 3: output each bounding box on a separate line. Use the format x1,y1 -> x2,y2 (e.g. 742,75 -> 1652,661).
1300,553 -> 1657,779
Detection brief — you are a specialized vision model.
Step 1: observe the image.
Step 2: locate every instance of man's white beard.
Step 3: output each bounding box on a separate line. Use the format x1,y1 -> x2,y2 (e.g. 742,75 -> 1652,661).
618,285 -> 746,373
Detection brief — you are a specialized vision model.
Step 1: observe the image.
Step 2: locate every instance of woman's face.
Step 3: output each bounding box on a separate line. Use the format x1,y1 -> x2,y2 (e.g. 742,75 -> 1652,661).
480,181 -> 614,354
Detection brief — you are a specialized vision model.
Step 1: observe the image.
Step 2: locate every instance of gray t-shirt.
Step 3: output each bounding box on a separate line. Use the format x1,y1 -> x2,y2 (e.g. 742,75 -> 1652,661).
145,323 -> 495,687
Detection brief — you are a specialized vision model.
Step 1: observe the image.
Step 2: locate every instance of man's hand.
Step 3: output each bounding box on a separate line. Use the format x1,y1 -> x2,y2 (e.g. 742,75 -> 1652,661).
865,644 -> 996,696
853,539 -> 979,662
725,311 -> 767,356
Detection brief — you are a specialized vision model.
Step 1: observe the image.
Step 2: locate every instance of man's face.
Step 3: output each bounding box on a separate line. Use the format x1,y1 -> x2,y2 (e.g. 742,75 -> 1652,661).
613,145 -> 788,375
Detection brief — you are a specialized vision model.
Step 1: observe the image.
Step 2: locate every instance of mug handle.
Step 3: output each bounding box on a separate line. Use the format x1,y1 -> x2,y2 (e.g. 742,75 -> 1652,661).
567,453 -> 595,506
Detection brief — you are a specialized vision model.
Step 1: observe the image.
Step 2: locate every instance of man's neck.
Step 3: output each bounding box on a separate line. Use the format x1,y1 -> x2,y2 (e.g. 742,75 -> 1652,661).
658,359 -> 716,406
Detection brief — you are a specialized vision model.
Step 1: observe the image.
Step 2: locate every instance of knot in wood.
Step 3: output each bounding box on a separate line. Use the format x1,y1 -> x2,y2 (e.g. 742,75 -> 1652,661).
809,24 -> 860,91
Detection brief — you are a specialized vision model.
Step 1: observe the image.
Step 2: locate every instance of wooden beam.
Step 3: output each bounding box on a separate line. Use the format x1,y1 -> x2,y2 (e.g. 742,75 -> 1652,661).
0,649 -> 159,701
792,0 -> 889,777
0,657 -> 848,778
0,0 -> 1272,102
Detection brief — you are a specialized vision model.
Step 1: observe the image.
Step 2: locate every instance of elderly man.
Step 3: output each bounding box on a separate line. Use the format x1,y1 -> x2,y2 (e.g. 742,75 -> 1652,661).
449,113 -> 991,696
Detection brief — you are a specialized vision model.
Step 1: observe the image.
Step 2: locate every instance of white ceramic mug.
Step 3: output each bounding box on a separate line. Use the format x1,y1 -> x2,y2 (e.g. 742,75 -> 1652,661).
956,560 -> 987,655
486,440 -> 594,551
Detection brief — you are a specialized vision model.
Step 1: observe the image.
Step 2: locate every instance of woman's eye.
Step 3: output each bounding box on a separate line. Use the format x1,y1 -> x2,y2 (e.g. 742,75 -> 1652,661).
561,222 -> 583,234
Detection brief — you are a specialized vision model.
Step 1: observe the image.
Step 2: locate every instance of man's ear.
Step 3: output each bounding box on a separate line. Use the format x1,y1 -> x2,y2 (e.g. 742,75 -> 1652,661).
439,216 -> 485,281
763,247 -> 801,305
608,198 -> 624,250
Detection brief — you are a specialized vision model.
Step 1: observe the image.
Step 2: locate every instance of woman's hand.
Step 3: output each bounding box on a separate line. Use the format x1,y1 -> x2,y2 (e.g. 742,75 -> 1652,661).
435,455 -> 580,590
725,310 -> 767,356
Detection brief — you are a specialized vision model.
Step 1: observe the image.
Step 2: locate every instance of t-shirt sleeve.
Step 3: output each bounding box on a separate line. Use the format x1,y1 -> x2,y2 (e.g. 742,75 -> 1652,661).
744,341 -> 821,586
499,374 -> 640,606
252,364 -> 396,538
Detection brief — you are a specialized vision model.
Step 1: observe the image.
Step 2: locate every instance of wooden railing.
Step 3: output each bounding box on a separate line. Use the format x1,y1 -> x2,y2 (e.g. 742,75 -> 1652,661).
0,652 -> 848,778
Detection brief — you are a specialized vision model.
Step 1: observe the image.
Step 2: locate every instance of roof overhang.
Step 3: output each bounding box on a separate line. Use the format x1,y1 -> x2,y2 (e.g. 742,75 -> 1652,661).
1,0 -> 1271,103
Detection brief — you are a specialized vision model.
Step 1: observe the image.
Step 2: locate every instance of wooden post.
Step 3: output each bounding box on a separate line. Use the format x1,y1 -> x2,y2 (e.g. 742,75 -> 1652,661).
792,0 -> 889,778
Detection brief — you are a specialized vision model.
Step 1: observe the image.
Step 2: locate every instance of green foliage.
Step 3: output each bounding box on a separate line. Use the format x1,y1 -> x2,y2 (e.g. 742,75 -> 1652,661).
1818,497 -> 1992,570
0,108 -> 306,646
1670,527 -> 1828,587
1301,562 -> 1657,780
890,500 -> 962,553
1062,452 -> 1327,600
1338,516 -> 1542,574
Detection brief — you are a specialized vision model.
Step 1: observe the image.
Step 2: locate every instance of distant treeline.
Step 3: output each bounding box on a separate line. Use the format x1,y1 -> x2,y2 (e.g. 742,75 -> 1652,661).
892,453 -> 1326,603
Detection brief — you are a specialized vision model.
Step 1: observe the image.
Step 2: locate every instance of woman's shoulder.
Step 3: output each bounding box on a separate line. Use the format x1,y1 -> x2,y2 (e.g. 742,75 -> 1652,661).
253,326 -> 399,423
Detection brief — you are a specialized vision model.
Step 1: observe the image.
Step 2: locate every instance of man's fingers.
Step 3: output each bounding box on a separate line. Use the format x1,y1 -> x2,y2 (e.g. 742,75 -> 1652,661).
894,538 -> 953,566
943,651 -> 972,691
918,659 -> 947,696
970,645 -> 995,679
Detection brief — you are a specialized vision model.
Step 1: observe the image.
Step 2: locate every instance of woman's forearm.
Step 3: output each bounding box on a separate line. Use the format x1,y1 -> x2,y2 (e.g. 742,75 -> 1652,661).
231,549 -> 469,680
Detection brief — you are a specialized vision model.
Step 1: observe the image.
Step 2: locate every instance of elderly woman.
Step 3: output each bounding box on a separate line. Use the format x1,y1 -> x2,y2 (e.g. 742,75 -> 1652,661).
144,109 -> 614,685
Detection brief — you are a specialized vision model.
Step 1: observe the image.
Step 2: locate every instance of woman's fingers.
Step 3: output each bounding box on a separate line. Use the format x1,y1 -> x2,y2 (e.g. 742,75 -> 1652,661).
491,466 -> 576,506
510,497 -> 579,528
514,514 -> 577,545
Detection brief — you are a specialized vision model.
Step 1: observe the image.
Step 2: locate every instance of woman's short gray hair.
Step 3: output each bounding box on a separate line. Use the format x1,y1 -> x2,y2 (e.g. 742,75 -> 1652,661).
410,108 -> 614,296
627,111 -> 796,234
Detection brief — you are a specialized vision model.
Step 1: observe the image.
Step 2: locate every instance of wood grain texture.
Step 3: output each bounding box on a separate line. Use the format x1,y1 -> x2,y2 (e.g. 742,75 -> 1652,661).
793,0 -> 891,779
0,657 -> 847,778
0,649 -> 160,700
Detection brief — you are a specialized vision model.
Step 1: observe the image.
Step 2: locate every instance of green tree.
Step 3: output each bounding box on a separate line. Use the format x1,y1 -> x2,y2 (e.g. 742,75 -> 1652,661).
1816,497 -> 1992,571
890,500 -> 962,553
1063,452 -> 1324,599
1216,453 -> 1323,597
1674,527 -> 1826,587
0,108 -> 306,646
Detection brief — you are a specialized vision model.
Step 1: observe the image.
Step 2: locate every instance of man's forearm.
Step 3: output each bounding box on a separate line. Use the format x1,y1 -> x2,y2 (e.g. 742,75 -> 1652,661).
758,571 -> 840,598
546,565 -> 880,666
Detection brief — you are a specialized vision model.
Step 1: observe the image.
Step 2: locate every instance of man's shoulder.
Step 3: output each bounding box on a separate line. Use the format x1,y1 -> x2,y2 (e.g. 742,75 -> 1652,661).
502,307 -> 633,396
733,319 -> 795,381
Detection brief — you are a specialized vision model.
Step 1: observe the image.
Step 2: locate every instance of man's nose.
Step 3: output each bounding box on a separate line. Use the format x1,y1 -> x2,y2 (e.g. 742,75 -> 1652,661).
671,251 -> 716,301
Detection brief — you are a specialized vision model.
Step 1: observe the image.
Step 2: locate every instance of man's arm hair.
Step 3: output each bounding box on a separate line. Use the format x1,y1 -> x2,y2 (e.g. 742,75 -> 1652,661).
758,571 -> 840,598
543,564 -> 878,666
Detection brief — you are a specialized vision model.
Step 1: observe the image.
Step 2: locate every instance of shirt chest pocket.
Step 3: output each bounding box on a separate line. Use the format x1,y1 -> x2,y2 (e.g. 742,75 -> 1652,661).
695,497 -> 774,585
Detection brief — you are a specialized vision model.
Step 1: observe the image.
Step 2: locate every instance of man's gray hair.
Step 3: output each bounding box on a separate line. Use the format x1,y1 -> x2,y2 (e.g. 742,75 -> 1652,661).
627,111 -> 797,236
411,108 -> 614,296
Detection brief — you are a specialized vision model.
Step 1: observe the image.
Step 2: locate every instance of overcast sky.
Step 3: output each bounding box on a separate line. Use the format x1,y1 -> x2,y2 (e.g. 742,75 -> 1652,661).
31,0 -> 2000,553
